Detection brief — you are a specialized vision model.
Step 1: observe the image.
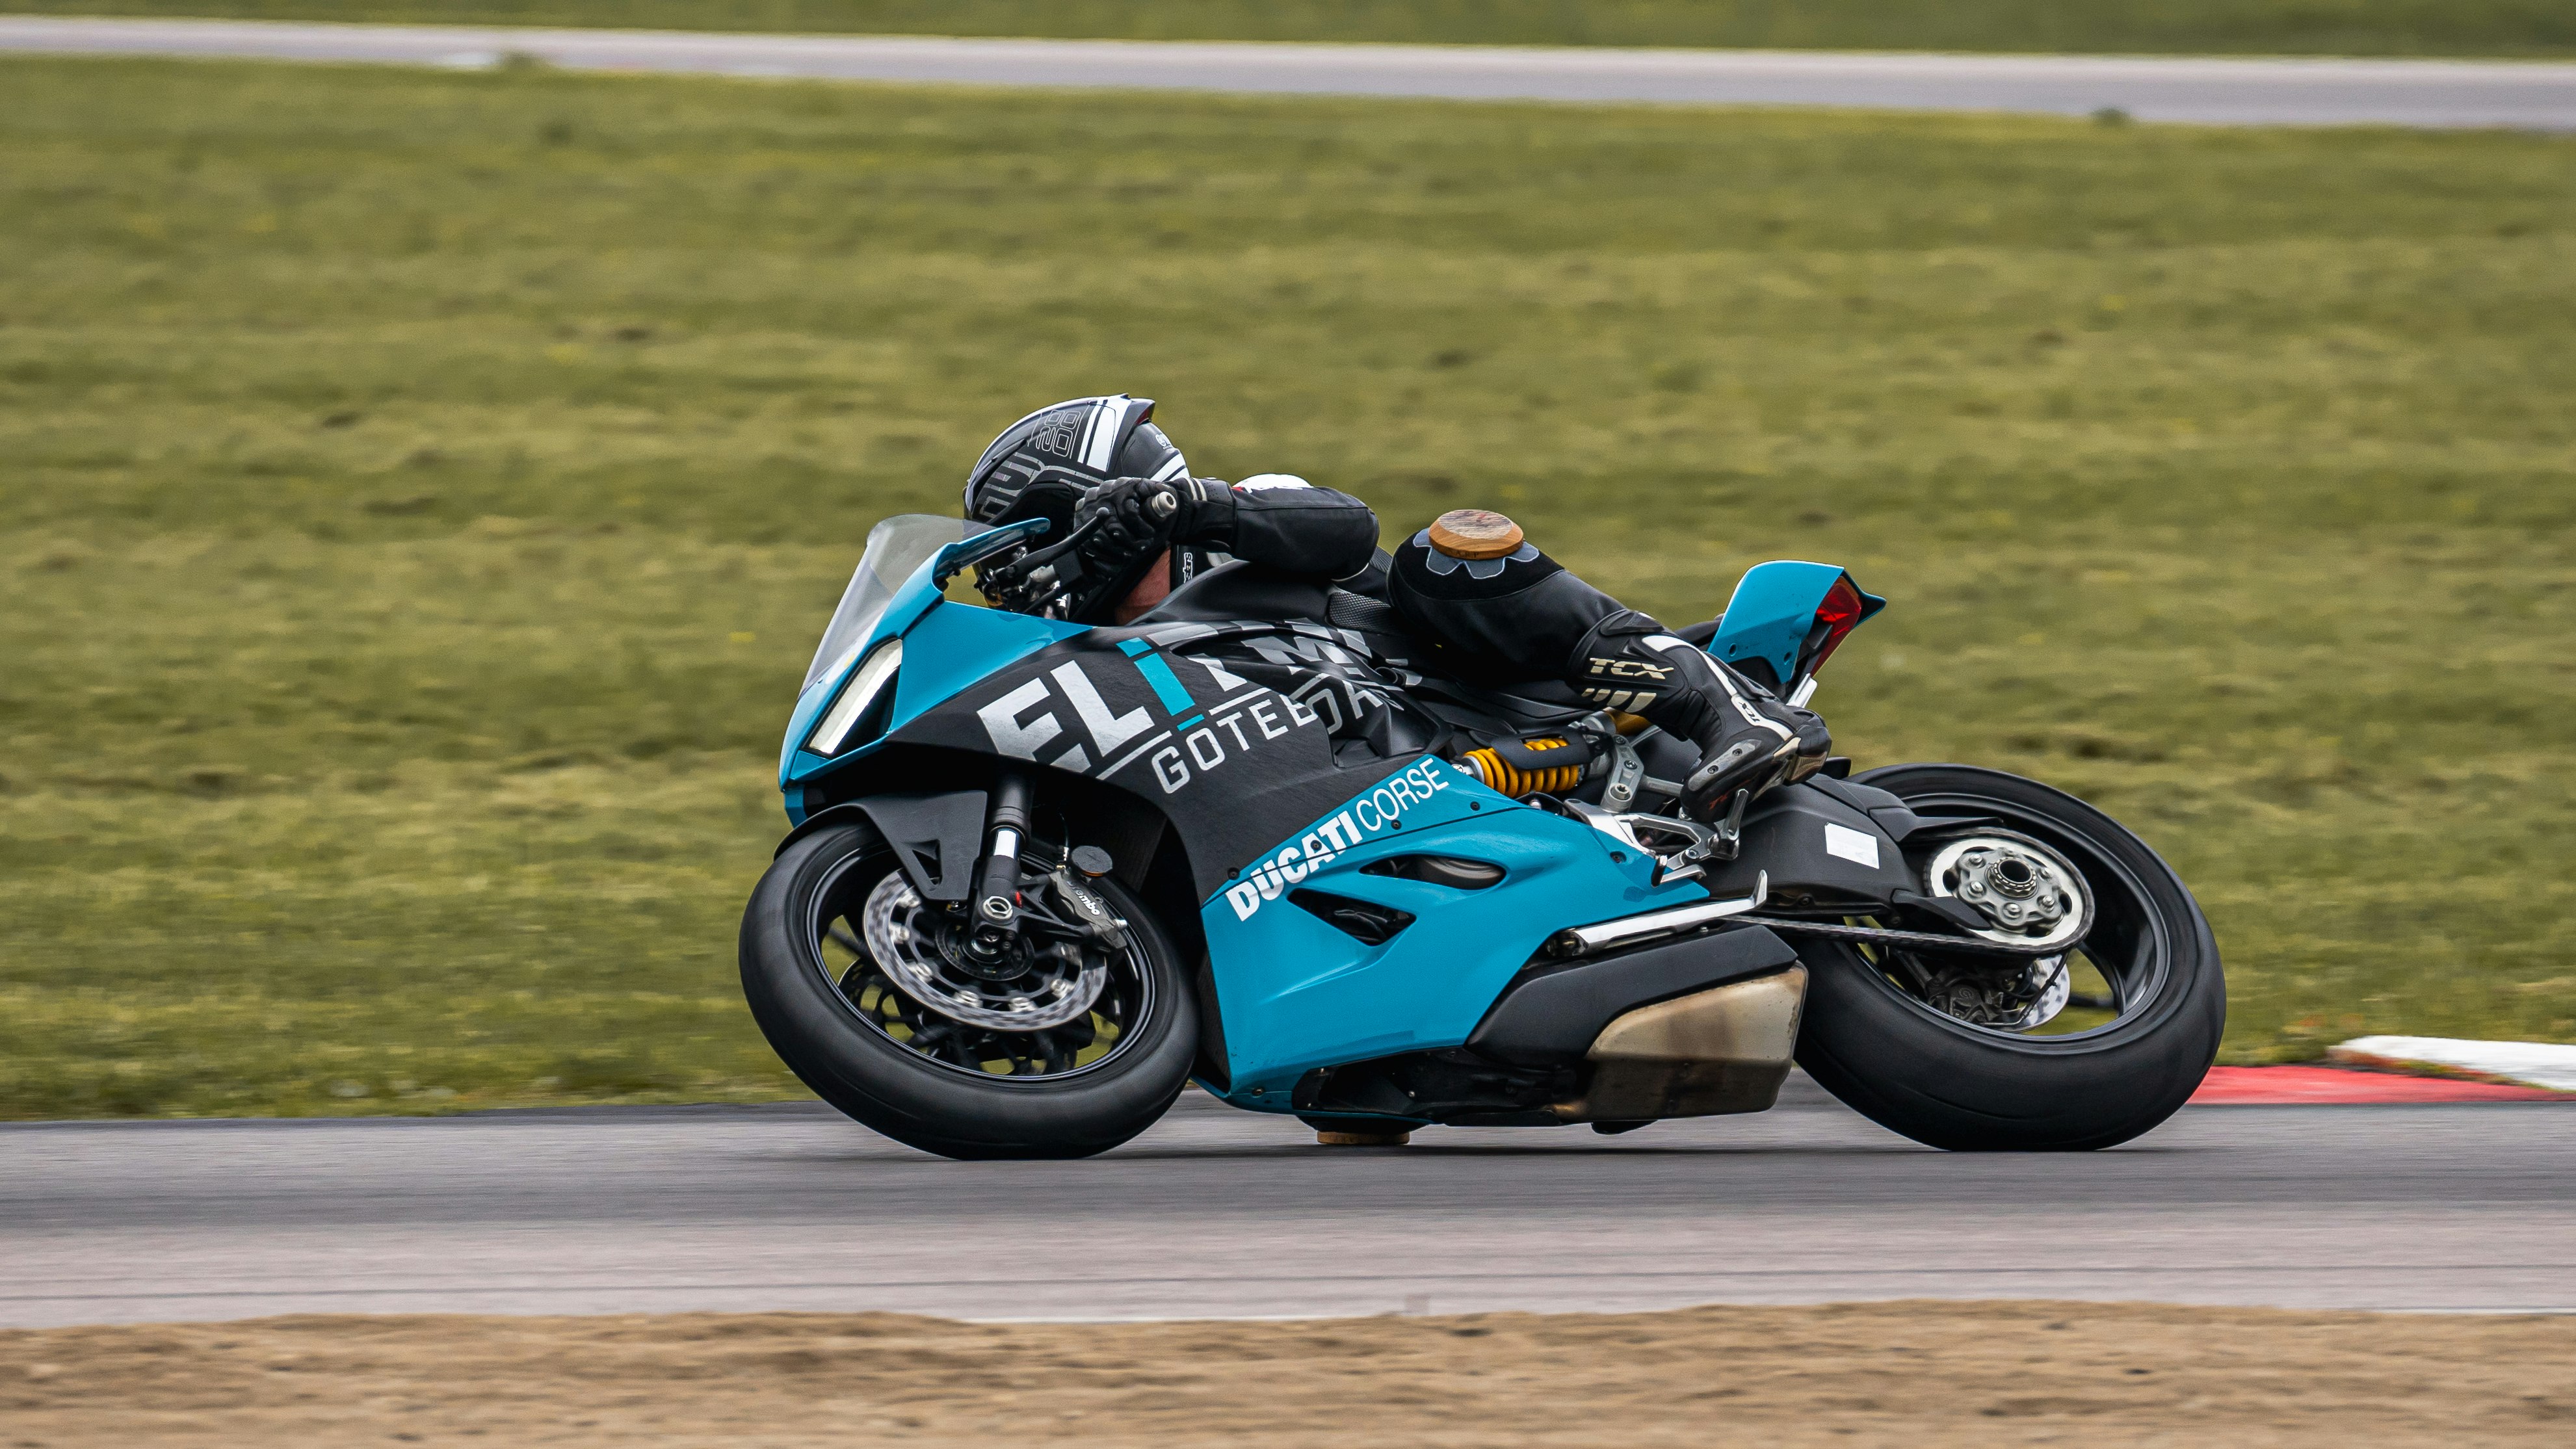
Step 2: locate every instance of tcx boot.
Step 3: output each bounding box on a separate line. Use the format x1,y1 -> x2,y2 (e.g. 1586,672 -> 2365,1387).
1569,613 -> 1830,823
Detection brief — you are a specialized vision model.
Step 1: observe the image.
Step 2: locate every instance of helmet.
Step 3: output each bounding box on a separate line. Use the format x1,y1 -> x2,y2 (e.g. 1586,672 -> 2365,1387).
964,395 -> 1188,535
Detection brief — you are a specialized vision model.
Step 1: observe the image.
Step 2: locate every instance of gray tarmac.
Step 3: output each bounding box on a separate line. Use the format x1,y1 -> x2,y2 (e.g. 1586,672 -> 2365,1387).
6,1080 -> 2571,1327
4,17 -> 2575,128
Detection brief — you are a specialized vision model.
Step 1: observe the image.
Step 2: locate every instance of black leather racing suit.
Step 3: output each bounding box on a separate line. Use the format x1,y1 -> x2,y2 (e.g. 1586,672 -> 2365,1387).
1152,475 -> 1386,591
1116,476 -> 1828,813
1381,523 -> 1828,809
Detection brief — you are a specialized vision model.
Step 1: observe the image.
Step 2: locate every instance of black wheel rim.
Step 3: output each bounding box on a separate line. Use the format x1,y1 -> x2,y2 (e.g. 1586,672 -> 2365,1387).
1845,786 -> 2174,1043
806,849 -> 1157,1081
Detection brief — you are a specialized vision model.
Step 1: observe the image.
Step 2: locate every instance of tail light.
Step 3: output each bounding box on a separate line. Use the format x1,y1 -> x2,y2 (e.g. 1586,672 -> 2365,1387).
1798,575 -> 1869,681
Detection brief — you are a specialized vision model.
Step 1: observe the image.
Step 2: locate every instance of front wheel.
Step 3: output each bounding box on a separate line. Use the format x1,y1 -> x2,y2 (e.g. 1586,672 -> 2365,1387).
739,821 -> 1197,1160
1793,764 -> 2224,1151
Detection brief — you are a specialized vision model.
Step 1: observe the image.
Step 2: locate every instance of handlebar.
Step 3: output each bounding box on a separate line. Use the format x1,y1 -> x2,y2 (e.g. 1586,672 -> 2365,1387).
970,512 -> 1119,616
998,511 -> 1108,580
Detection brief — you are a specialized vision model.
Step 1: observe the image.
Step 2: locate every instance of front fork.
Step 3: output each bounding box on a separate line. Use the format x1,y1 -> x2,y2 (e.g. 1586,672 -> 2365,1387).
962,770 -> 1128,957
966,769 -> 1034,963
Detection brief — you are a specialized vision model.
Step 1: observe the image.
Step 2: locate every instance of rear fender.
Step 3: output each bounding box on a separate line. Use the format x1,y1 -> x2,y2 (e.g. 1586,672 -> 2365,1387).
1698,779 -> 1917,906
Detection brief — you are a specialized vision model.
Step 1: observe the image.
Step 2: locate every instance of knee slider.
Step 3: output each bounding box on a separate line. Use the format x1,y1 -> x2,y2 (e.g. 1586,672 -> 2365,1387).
1426,508 -> 1525,560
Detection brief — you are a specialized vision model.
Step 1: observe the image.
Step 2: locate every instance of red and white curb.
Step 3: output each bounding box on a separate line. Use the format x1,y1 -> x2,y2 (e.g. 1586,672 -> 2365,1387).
2190,1036 -> 2576,1104
2328,1034 -> 2576,1093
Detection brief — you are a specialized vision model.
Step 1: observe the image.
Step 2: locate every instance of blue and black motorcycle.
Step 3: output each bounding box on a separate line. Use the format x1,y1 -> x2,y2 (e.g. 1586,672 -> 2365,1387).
741,515 -> 2223,1160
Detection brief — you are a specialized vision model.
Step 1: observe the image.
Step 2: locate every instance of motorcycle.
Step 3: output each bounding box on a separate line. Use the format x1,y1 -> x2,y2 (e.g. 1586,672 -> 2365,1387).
740,514 -> 2223,1159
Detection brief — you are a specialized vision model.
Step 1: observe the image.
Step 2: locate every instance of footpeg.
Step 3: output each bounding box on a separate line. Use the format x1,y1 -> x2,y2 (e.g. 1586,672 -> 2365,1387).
1562,800 -> 1731,884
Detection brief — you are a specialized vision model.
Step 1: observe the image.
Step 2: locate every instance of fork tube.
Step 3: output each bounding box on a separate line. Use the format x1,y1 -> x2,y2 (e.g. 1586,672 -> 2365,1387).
969,771 -> 1035,950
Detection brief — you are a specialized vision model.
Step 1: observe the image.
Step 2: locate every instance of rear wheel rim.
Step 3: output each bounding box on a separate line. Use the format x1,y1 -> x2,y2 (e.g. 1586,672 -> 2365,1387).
807,848 -> 1157,1081
1848,786 -> 2174,1043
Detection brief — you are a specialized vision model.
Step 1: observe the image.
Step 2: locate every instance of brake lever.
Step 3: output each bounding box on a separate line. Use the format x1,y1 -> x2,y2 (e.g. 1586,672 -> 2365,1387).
977,513 -> 1113,611
1000,512 -> 1108,580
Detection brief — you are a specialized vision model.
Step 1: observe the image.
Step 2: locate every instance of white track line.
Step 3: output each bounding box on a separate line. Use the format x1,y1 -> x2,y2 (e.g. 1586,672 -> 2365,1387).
3,18 -> 2575,127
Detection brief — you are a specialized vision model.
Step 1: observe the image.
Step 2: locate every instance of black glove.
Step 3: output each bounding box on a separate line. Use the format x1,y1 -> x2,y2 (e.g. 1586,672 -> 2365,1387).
1073,477 -> 1190,569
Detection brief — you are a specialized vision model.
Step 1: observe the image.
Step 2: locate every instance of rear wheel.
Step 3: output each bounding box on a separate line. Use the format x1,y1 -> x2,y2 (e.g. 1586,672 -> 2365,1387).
739,820 -> 1196,1160
1793,764 -> 2223,1151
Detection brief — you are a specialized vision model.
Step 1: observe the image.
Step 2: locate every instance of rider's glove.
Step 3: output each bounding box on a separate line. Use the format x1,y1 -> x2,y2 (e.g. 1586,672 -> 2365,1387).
1074,477 -> 1193,569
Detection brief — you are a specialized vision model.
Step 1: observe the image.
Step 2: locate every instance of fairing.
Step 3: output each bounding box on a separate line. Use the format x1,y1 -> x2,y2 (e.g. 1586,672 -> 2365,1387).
774,517 -> 1896,1115
1708,560 -> 1889,692
780,519 -> 1082,806
878,621 -> 1415,902
1194,760 -> 1715,1103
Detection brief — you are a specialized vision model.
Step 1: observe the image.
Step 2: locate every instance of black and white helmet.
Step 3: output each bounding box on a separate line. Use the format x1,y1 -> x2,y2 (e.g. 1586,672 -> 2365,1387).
963,394 -> 1189,533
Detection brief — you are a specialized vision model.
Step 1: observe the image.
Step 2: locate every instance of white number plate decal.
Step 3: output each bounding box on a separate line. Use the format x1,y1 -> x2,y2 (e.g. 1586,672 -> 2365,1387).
1823,822 -> 1882,869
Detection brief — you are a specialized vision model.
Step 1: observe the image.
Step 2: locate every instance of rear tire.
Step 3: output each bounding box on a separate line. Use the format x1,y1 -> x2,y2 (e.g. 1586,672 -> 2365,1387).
1794,764 -> 2224,1151
740,821 -> 1196,1160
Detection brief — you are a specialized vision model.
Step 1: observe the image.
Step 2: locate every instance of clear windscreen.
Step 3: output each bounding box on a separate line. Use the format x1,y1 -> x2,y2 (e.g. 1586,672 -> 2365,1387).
802,515 -> 986,690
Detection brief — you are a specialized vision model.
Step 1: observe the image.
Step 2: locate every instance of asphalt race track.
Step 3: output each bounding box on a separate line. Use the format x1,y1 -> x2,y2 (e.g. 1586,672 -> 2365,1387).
4,18 -> 2575,129
6,1080 -> 2571,1329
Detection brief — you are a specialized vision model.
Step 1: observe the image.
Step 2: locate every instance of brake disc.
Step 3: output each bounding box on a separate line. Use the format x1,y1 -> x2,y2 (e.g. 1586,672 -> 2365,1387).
2009,954 -> 2073,1029
858,871 -> 1105,1032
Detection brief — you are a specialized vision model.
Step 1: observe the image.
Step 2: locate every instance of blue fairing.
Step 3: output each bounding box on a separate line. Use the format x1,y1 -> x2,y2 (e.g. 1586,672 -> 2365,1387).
1707,560 -> 1888,688
780,525 -> 1086,807
1197,757 -> 1715,1109
774,528 -> 1880,1102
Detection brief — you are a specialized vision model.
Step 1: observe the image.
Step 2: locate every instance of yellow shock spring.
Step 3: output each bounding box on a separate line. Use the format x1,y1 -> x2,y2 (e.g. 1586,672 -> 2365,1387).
1459,737 -> 1584,798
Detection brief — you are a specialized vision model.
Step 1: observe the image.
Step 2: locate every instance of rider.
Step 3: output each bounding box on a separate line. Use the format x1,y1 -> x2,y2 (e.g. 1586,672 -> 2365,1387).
964,395 -> 1830,819
962,393 -> 1379,623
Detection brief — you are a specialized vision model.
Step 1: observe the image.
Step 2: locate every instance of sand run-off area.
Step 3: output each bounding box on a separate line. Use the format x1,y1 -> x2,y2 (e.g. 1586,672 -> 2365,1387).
6,1300 -> 2573,1444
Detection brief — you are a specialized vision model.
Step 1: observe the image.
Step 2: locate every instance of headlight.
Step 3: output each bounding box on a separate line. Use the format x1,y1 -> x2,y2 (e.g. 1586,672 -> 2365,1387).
805,638 -> 902,756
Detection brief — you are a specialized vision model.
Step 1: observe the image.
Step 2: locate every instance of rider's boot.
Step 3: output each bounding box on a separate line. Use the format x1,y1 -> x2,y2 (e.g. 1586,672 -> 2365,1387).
1569,611 -> 1831,824
1673,701 -> 1832,824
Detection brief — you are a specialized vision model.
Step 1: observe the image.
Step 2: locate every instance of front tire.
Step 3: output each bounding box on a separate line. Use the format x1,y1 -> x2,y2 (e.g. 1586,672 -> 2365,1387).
740,821 -> 1197,1160
1794,764 -> 2224,1151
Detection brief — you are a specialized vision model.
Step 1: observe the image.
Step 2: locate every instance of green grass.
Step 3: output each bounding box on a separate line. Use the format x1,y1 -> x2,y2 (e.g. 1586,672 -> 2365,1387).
12,0 -> 2576,60
5,56 -> 2574,1119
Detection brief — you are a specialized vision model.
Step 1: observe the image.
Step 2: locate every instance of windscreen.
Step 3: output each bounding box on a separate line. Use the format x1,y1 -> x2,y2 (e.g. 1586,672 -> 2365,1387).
802,515 -> 985,690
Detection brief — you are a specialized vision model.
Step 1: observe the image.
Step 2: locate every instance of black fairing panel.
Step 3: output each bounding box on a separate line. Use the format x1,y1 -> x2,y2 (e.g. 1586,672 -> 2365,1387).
1698,780 -> 1919,904
878,627 -> 1413,903
1466,926 -> 1801,1067
853,790 -> 988,902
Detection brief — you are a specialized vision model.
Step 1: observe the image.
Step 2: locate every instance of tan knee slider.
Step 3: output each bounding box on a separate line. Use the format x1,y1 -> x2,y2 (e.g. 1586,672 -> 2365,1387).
1426,508 -> 1525,560
1315,1127 -> 1413,1147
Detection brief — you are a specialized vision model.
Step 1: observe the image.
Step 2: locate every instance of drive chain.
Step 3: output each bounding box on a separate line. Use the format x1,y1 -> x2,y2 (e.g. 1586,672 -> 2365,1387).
1737,913 -> 2071,958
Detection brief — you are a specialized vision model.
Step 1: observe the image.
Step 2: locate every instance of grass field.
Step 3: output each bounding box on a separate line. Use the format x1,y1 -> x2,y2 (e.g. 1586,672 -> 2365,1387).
4,56 -> 2573,1119
12,0 -> 2576,60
